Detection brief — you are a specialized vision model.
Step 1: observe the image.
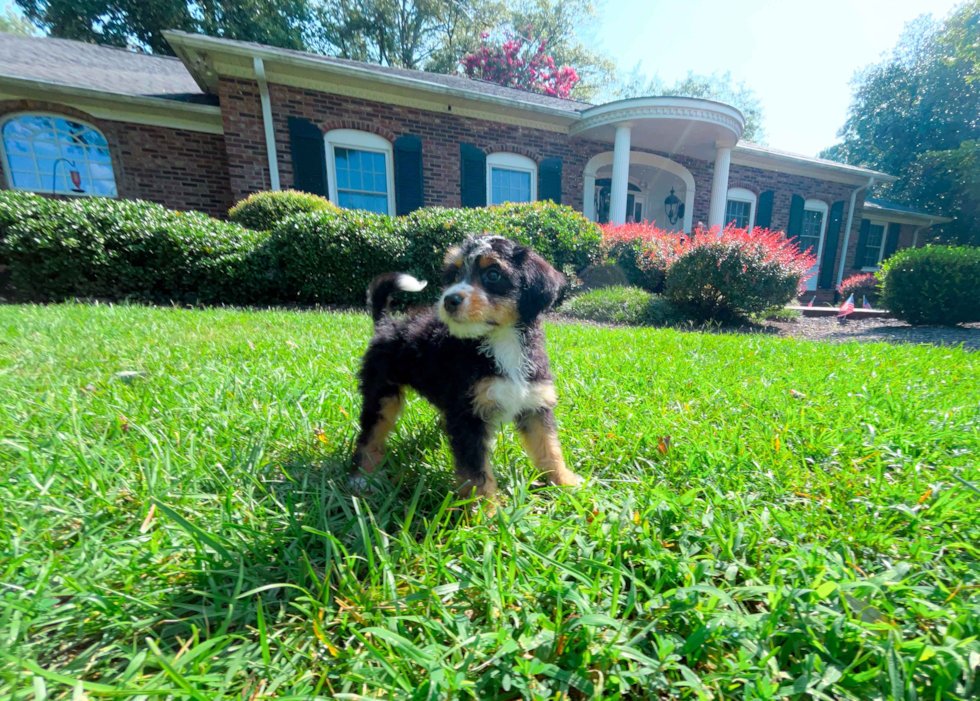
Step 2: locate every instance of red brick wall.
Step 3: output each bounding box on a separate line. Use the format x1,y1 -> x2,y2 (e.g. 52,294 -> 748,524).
0,99 -> 233,218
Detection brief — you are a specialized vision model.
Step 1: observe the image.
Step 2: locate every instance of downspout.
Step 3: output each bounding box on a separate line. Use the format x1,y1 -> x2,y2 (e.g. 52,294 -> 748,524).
835,177 -> 874,288
911,225 -> 923,248
253,57 -> 280,191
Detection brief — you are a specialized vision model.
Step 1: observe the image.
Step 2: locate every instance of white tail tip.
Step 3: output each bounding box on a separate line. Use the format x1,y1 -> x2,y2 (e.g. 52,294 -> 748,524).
395,274 -> 427,292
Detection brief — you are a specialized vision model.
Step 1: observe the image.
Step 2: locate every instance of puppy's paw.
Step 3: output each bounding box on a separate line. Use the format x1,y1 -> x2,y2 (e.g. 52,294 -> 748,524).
348,471 -> 379,493
550,469 -> 582,488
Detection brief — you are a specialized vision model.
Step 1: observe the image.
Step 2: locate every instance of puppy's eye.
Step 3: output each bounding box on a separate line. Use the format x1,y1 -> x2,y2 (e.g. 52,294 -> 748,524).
485,269 -> 501,282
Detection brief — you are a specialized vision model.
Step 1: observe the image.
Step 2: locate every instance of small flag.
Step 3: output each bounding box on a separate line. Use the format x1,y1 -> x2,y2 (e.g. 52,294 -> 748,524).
862,295 -> 872,309
838,293 -> 855,317
807,295 -> 816,308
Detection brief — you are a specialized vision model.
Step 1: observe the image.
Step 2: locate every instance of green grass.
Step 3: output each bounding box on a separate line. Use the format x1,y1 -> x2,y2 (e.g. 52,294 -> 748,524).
559,286 -> 685,326
2,304 -> 979,700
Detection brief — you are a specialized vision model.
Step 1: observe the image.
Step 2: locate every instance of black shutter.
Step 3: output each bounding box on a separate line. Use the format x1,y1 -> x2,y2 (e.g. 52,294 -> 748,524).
393,135 -> 424,215
786,194 -> 805,243
460,143 -> 486,208
853,219 -> 871,268
756,190 -> 774,229
288,117 -> 327,196
538,157 -> 562,204
818,200 -> 845,289
883,222 -> 901,260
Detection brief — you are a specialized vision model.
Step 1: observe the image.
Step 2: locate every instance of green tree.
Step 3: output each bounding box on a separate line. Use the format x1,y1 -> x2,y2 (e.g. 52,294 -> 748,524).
15,0 -> 315,54
820,4 -> 980,245
0,6 -> 36,34
615,65 -> 767,143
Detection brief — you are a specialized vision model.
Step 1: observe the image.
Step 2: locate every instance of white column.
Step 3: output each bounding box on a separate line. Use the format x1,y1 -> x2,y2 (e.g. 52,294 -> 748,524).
582,173 -> 596,221
609,124 -> 632,225
707,143 -> 732,229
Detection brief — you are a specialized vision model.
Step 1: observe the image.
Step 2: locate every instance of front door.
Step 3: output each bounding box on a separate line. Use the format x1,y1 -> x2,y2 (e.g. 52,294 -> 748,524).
594,182 -> 643,223
800,207 -> 827,291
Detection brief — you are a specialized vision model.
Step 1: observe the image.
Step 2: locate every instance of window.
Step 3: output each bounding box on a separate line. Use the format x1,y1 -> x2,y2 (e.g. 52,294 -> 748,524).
486,152 -> 537,205
1,114 -> 117,196
863,222 -> 886,268
324,129 -> 394,215
799,204 -> 827,256
725,187 -> 756,230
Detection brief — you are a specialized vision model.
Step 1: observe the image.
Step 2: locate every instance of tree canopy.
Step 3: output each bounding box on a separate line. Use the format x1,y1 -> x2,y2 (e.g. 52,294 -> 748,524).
616,66 -> 767,143
820,1 -> 980,246
15,0 -> 315,54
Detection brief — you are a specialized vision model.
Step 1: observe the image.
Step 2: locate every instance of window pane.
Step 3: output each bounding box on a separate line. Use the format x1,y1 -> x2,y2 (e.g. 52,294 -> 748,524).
490,167 -> 531,204
799,209 -> 824,254
725,199 -> 751,229
334,145 -> 389,212
338,191 -> 388,214
11,171 -> 40,189
2,114 -> 116,196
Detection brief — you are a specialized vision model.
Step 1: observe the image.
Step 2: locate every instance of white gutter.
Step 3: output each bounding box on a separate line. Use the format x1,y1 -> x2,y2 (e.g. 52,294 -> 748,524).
253,57 -> 280,191
836,177 -> 874,287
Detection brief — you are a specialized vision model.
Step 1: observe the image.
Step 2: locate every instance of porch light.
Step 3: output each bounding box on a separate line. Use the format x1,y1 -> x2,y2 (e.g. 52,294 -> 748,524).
664,188 -> 681,226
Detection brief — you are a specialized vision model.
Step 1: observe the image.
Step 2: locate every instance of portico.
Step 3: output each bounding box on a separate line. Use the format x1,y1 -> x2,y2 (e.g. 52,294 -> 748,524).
570,97 -> 745,230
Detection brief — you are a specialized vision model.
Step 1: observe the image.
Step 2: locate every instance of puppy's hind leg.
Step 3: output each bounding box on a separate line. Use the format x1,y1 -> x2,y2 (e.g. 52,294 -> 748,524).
353,386 -> 404,477
516,409 -> 581,487
446,413 -> 497,499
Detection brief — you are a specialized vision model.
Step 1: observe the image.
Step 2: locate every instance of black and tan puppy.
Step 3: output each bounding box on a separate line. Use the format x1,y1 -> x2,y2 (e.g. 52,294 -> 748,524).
352,234 -> 581,498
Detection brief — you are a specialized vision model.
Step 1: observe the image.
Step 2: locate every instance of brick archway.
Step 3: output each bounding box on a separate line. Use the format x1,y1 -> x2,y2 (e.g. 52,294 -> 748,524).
319,120 -> 396,144
481,143 -> 543,164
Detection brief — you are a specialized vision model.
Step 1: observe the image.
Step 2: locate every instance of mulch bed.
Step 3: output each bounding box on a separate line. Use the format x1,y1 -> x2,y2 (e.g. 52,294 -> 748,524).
765,316 -> 980,350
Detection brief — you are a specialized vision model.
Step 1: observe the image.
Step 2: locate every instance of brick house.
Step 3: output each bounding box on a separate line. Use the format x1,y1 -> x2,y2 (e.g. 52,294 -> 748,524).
0,32 -> 951,298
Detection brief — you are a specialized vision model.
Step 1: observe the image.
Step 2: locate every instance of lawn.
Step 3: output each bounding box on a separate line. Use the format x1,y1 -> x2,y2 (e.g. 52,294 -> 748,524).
1,304 -> 978,700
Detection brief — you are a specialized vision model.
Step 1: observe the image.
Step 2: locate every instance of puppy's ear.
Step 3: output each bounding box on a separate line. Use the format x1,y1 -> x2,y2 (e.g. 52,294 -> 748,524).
517,248 -> 566,323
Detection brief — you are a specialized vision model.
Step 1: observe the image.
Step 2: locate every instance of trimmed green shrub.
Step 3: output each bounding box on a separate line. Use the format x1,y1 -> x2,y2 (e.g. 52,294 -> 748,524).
229,190 -> 338,231
0,193 -> 264,303
879,245 -> 980,326
665,242 -> 804,323
839,272 -> 881,306
559,286 -> 684,326
266,209 -> 408,305
599,223 -> 681,293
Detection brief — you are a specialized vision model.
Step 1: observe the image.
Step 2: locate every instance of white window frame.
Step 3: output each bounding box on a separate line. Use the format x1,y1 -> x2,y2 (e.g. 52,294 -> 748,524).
486,152 -> 537,205
0,111 -> 118,198
725,187 -> 756,231
802,199 -> 829,292
324,129 -> 395,215
861,218 -> 890,271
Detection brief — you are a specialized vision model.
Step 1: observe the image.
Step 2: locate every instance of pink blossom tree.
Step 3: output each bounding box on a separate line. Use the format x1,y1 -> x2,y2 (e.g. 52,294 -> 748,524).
461,26 -> 579,99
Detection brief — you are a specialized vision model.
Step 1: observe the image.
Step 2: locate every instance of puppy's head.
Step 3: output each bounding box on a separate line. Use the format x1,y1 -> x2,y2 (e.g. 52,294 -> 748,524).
438,235 -> 565,338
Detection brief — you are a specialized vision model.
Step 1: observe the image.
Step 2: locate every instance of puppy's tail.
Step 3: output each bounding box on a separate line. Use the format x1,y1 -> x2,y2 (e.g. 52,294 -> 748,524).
367,273 -> 427,325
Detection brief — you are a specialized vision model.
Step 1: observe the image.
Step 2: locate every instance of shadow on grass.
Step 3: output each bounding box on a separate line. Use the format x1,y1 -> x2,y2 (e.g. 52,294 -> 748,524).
149,419 -> 460,645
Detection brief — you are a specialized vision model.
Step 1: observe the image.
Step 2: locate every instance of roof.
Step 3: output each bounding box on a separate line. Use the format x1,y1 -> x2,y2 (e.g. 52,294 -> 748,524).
864,198 -> 953,224
0,33 -> 215,105
164,31 -> 591,115
734,141 -> 897,182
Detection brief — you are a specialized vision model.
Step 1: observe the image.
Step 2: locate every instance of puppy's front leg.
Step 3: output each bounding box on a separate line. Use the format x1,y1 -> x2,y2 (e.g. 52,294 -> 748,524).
446,413 -> 497,498
516,409 -> 581,487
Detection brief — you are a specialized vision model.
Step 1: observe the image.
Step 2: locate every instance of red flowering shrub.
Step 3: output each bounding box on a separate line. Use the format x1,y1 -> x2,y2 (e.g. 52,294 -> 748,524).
461,27 -> 579,99
598,222 -> 683,292
839,272 -> 880,305
663,225 -> 817,322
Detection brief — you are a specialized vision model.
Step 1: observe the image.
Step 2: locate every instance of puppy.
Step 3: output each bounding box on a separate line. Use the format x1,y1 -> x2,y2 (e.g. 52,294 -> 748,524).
352,235 -> 581,498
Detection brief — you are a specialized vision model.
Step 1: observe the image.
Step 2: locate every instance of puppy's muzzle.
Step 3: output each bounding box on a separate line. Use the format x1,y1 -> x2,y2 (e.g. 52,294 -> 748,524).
443,293 -> 464,314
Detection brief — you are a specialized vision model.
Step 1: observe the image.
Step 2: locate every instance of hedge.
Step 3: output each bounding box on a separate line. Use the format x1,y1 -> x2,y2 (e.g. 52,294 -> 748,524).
1,194 -> 265,304
0,193 -> 601,308
879,245 -> 980,326
229,190 -> 338,231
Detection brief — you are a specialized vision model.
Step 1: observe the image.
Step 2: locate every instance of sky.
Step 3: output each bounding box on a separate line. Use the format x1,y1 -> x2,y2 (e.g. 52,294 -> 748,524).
2,0 -> 962,157
593,0 -> 962,156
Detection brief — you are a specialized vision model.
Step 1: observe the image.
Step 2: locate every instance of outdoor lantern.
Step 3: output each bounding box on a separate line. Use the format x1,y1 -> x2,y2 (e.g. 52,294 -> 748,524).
664,187 -> 681,226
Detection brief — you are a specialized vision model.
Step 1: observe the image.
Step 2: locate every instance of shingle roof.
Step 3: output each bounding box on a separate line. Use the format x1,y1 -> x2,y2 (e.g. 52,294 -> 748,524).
735,141 -> 895,180
165,31 -> 593,114
865,198 -> 932,216
0,33 -> 215,104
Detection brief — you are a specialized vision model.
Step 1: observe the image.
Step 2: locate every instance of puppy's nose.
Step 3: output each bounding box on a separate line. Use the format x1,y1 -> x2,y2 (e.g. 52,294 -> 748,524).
444,293 -> 464,313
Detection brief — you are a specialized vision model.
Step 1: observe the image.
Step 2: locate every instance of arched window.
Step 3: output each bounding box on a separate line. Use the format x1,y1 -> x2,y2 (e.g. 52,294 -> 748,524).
486,152 -> 537,205
1,114 -> 117,196
324,129 -> 395,215
725,187 -> 756,230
